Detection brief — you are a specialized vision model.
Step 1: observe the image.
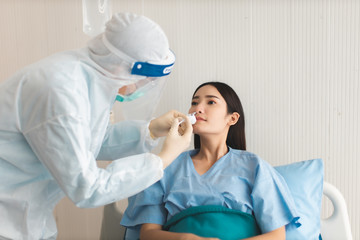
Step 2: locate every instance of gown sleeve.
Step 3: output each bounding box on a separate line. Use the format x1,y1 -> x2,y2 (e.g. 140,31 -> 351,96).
97,120 -> 159,160
121,180 -> 167,228
23,113 -> 164,208
250,157 -> 300,233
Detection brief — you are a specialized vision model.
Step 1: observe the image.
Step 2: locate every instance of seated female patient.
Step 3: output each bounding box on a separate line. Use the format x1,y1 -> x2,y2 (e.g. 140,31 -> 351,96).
121,82 -> 300,240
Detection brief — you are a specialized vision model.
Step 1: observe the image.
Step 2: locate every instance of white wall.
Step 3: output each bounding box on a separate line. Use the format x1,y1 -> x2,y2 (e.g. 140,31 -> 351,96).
0,0 -> 359,239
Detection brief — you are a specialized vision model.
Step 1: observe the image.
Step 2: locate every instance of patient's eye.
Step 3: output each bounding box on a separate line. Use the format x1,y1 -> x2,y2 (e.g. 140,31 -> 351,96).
191,101 -> 198,106
208,100 -> 216,105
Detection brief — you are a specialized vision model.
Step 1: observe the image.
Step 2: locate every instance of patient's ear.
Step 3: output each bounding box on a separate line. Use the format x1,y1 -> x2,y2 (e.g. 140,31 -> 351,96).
228,112 -> 240,126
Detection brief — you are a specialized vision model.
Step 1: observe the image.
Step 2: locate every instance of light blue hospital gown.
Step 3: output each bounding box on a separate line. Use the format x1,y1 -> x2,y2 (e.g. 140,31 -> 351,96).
121,148 -> 300,239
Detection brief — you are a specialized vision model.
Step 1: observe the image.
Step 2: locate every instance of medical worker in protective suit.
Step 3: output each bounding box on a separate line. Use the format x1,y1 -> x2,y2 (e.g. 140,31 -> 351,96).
0,12 -> 192,240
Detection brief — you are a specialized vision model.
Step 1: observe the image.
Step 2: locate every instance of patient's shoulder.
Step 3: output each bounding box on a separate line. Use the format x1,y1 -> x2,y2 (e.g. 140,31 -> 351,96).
229,148 -> 262,162
164,150 -> 193,173
228,148 -> 274,171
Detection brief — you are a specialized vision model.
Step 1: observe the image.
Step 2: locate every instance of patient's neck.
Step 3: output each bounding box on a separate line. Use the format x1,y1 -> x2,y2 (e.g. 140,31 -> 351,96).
192,136 -> 228,176
196,135 -> 228,164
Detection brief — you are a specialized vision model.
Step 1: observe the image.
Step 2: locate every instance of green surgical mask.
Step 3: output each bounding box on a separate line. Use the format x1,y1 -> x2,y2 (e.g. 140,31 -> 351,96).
116,91 -> 145,102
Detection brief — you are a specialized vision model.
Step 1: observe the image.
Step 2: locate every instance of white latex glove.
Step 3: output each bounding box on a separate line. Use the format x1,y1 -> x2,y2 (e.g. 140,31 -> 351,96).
157,116 -> 193,168
149,110 -> 187,139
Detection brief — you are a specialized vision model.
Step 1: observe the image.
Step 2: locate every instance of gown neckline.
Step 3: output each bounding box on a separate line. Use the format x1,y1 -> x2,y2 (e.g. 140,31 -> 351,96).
188,148 -> 231,177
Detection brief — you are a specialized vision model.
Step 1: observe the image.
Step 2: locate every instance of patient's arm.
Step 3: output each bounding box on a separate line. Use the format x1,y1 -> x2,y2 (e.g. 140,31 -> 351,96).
243,226 -> 285,240
140,223 -> 219,240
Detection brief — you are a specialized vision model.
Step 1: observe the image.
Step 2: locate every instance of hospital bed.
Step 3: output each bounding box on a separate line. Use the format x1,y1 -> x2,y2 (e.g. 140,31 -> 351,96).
100,181 -> 353,240
320,182 -> 353,240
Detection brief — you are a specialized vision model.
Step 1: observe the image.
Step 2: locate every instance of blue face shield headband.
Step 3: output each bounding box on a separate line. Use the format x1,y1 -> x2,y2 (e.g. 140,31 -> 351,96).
131,62 -> 174,77
102,35 -> 175,78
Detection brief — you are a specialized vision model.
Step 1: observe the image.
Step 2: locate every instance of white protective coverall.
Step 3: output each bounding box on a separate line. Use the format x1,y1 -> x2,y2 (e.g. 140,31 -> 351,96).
0,12 -> 175,240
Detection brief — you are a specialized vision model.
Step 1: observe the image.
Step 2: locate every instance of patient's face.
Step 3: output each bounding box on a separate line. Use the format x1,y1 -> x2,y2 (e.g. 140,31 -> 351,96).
189,85 -> 231,136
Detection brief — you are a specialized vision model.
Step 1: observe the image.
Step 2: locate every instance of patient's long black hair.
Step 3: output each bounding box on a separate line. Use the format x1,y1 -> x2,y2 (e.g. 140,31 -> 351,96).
193,82 -> 246,150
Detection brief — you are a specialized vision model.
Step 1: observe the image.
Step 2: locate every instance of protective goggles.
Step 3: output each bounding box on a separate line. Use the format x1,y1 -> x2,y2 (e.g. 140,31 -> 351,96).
102,35 -> 175,78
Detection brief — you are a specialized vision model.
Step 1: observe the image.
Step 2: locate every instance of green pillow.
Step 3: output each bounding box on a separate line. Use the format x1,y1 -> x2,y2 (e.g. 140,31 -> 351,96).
163,205 -> 261,240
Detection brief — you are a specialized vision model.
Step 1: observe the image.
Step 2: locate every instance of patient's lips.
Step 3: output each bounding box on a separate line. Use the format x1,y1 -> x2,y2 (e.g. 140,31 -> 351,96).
196,116 -> 205,121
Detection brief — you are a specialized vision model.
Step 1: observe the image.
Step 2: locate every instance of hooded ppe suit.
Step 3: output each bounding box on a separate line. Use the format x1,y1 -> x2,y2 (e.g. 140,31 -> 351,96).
0,12 -> 174,240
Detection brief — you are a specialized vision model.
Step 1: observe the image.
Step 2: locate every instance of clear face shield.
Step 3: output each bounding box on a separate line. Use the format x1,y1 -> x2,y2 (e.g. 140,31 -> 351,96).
116,77 -> 160,102
113,77 -> 167,121
102,35 -> 175,121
